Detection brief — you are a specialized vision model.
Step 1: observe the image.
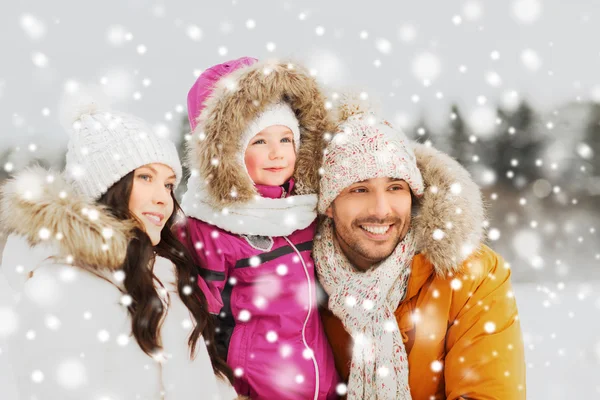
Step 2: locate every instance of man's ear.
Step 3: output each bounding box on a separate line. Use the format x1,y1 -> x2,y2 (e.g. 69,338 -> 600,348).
325,204 -> 333,219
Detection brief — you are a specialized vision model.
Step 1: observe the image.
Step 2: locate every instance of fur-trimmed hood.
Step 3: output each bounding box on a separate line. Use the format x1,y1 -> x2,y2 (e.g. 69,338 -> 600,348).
411,143 -> 486,275
0,166 -> 133,275
186,58 -> 335,207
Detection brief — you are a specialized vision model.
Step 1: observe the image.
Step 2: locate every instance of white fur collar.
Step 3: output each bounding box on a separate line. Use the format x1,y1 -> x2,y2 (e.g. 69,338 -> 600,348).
181,175 -> 317,237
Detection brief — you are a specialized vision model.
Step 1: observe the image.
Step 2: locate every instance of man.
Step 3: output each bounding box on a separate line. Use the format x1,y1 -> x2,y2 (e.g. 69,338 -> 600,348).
314,104 -> 526,399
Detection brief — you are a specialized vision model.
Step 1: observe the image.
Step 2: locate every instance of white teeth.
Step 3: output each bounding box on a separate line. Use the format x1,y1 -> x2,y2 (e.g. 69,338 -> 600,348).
145,214 -> 160,224
361,225 -> 390,235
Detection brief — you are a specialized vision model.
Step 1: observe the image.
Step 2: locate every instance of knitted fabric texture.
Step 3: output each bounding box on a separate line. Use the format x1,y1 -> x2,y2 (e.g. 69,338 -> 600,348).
240,101 -> 301,155
318,114 -> 424,214
314,218 -> 415,399
65,111 -> 182,200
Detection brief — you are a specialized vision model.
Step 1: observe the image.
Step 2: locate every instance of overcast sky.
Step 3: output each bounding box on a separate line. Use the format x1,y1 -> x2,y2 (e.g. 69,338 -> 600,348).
1,0 -> 599,163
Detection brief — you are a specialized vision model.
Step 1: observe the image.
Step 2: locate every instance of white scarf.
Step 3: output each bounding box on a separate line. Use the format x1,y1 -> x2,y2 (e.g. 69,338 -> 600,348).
181,175 -> 317,236
313,218 -> 415,400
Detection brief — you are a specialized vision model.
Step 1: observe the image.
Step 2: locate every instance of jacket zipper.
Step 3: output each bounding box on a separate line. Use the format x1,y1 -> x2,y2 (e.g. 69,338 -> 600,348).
284,237 -> 320,400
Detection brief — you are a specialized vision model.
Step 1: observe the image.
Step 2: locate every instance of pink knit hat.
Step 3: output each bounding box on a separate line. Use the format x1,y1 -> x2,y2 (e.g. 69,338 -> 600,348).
187,56 -> 258,131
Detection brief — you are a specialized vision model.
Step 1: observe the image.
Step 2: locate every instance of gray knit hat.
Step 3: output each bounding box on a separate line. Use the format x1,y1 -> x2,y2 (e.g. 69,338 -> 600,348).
60,89 -> 182,200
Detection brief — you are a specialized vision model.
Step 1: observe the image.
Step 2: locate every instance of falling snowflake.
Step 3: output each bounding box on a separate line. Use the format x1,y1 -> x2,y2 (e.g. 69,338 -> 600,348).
20,14 -> 46,40
280,344 -> 293,358
375,38 -> 392,54
431,360 -> 444,372
31,370 -> 44,383
336,383 -> 348,395
462,1 -> 484,21
106,25 -> 129,46
45,315 -> 61,330
31,52 -> 49,68
249,256 -> 261,267
433,229 -> 445,241
398,24 -> 417,43
412,52 -> 441,82
276,264 -> 288,276
101,69 -> 135,100
450,278 -> 463,291
576,143 -> 593,160
512,0 -> 542,24
237,309 -> 251,322
521,49 -> 542,72
97,330 -> 110,342
0,306 -> 19,338
307,50 -> 346,85
484,321 -> 496,333
467,106 -> 498,138
266,331 -> 278,343
57,359 -> 88,389
486,71 -> 503,87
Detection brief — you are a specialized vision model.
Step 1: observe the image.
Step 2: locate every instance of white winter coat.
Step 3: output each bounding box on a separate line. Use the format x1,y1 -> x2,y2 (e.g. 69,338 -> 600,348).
0,167 -> 238,400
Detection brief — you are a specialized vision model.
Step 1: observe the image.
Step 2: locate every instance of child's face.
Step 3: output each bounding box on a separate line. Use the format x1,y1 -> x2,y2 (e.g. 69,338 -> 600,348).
244,125 -> 296,186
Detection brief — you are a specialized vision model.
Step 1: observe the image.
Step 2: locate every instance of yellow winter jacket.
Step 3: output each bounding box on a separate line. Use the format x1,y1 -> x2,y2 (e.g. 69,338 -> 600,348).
321,246 -> 526,400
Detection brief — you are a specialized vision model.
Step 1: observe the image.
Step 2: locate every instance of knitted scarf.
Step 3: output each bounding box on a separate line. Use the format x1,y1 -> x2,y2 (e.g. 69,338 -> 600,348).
313,218 -> 415,400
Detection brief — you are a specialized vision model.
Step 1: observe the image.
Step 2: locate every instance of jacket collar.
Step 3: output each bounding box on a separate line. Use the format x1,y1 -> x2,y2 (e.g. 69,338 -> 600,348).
0,166 -> 133,273
255,178 -> 295,199
410,143 -> 486,275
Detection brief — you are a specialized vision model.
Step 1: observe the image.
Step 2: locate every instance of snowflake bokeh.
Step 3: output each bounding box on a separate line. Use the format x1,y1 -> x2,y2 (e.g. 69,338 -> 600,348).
0,0 -> 599,398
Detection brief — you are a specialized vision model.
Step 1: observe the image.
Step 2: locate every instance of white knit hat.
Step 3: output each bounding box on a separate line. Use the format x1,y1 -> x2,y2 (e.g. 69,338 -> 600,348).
60,90 -> 182,200
318,114 -> 424,214
240,102 -> 300,154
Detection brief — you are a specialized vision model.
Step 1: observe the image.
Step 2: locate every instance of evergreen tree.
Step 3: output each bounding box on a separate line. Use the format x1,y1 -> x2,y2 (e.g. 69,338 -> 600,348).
584,104 -> 600,177
447,104 -> 470,163
491,101 -> 544,189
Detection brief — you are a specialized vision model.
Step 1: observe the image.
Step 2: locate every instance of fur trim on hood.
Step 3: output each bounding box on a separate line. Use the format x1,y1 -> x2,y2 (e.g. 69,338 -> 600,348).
187,59 -> 335,207
0,166 -> 133,271
411,143 -> 486,275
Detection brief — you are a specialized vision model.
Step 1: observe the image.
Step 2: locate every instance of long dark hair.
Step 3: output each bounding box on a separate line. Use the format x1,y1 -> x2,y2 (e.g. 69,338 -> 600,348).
98,171 -> 232,383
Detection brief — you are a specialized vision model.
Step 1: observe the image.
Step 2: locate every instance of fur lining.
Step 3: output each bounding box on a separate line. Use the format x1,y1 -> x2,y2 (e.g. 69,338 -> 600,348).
0,166 -> 133,271
187,59 -> 335,207
411,144 -> 486,275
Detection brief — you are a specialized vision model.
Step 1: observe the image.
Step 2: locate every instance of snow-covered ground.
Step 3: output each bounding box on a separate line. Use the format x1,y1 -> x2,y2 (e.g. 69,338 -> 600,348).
1,271 -> 598,399
515,281 -> 600,398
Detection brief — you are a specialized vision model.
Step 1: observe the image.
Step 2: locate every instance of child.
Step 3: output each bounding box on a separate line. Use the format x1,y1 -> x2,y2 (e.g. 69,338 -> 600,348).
178,57 -> 340,399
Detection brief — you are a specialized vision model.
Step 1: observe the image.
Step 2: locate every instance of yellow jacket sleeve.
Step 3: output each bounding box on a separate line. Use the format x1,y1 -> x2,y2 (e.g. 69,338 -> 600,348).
444,246 -> 527,400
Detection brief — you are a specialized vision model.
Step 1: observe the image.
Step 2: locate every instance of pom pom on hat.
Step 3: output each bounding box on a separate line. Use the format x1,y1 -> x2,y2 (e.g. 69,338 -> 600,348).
58,84 -> 110,132
329,89 -> 381,125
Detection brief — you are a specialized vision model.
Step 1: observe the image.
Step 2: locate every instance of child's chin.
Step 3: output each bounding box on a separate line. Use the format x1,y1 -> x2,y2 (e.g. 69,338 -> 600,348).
263,179 -> 285,186
258,175 -> 290,186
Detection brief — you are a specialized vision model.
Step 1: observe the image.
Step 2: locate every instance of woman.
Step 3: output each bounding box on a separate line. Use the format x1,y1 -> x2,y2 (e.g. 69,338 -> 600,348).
0,94 -> 239,399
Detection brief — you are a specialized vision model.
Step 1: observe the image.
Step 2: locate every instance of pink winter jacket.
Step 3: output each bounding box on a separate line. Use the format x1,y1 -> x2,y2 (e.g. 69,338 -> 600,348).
178,180 -> 340,400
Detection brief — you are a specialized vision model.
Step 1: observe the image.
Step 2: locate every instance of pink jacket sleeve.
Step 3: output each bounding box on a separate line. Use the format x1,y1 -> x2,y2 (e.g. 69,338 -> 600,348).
178,219 -> 232,315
